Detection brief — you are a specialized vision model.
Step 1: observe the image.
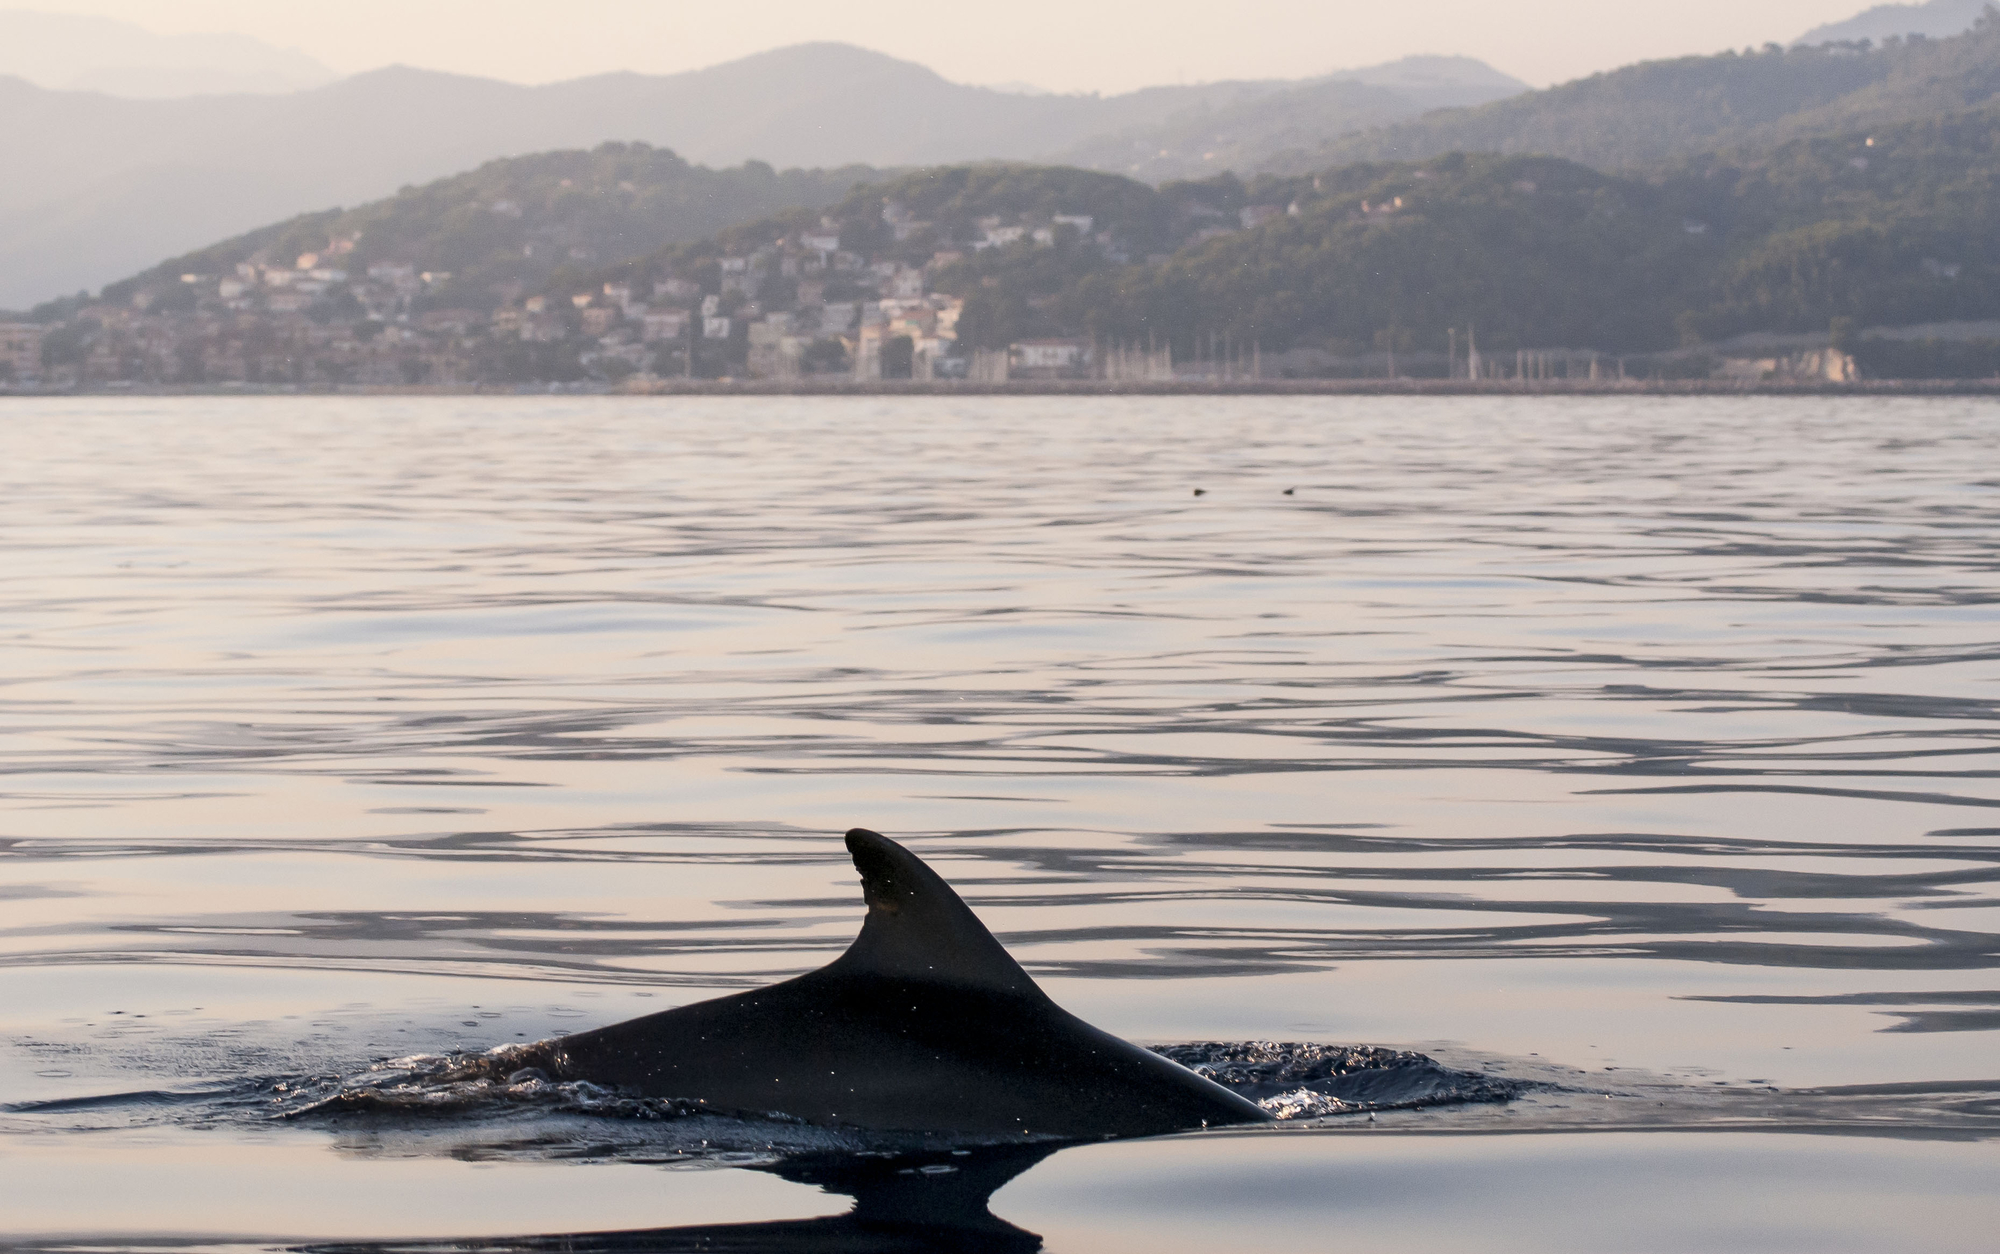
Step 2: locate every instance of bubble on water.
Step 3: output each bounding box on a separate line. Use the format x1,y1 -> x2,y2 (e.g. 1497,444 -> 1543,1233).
1259,1088 -> 1358,1119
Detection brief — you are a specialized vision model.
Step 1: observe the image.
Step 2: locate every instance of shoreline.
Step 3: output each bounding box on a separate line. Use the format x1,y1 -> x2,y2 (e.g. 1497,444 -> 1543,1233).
5,378 -> 2000,399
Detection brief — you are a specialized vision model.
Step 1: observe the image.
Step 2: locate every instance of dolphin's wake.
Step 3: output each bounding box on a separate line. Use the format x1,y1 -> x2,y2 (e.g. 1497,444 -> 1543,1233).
1157,1041 -> 1525,1116
0,1037 -> 1528,1163
4,828 -> 1537,1165
276,1038 -> 1520,1127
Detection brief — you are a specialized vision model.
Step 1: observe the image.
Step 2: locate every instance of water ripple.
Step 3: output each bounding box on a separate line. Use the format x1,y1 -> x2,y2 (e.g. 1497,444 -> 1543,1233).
2,396 -> 1998,1152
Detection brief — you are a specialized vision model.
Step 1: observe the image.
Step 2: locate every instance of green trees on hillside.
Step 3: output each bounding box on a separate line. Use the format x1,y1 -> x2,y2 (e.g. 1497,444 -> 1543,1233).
1690,219 -> 1994,339
1668,102 -> 2000,337
565,120 -> 1999,363
1292,17 -> 2000,173
646,163 -> 1186,278
1057,155 -> 1706,355
946,105 -> 2000,358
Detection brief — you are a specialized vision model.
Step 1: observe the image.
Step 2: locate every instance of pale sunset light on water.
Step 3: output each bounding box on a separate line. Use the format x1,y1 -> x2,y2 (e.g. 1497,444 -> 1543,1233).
5,2 -> 2000,1248
5,396 -> 1999,1248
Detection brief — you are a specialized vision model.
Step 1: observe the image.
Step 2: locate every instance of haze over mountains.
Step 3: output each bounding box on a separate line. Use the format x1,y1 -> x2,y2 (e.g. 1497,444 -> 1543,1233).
5,2 -> 1997,312
0,9 -> 335,96
1793,0 -> 1990,45
0,42 -> 1523,309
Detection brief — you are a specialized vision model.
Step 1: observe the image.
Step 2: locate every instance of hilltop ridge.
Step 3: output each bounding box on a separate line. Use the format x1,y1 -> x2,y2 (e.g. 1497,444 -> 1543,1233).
28,87 -> 2000,391
1276,16 -> 2000,173
1794,0 -> 1991,46
0,8 -> 335,96
1054,56 -> 1526,182
0,41 -> 1519,309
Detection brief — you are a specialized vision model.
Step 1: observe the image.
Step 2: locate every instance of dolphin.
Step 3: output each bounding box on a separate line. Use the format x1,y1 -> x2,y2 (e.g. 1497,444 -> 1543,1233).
520,827 -> 1273,1139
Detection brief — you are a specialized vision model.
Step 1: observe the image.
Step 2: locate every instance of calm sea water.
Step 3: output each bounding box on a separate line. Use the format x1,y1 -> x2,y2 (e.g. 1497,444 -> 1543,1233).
2,395 -> 1997,1251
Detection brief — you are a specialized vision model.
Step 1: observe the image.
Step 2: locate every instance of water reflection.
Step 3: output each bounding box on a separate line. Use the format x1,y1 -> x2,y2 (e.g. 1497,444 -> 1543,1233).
299,1146 -> 1061,1254
4,397 -> 2000,1232
3,820 -> 1992,983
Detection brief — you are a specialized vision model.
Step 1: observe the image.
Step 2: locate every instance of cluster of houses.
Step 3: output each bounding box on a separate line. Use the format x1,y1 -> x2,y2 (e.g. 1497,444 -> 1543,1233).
0,320 -> 41,382
3,231 -> 495,387
535,262 -> 973,383
2,303 -> 483,389
6,187 -> 1893,389
1,197 -> 1188,388
544,199 -> 1175,383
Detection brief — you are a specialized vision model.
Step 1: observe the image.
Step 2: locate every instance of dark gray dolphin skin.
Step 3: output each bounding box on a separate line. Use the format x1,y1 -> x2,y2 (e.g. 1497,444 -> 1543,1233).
523,827 -> 1273,1138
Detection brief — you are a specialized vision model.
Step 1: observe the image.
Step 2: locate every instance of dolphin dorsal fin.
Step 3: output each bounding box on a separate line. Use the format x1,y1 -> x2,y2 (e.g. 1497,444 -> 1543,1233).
827,828 -> 1045,999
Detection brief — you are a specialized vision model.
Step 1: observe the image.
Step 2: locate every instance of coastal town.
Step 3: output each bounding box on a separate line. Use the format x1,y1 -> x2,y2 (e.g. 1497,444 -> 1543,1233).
0,193 -> 1197,389
0,135 -> 1974,391
0,194 -> 1867,391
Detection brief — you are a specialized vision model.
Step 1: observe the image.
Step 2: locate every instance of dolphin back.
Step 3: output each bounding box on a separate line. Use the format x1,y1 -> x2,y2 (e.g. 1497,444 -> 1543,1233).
535,828 -> 1274,1137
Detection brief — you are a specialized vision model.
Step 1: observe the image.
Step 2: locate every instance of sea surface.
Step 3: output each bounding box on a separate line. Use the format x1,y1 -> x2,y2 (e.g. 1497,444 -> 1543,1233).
2,395 -> 1997,1252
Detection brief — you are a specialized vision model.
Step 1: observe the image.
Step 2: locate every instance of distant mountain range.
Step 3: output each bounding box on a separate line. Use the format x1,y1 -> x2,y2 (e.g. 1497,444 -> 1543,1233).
13,7 -> 2000,314
29,3 -> 2000,386
64,92 -> 2000,387
0,42 -> 1522,309
1275,15 -> 2000,173
1793,0 -> 1992,46
0,9 -> 336,96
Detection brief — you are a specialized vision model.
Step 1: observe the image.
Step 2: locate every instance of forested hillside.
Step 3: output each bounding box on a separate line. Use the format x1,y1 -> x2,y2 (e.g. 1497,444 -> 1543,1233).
1273,16 -> 2000,174
1005,157 -> 1707,354
82,145 -> 876,320
612,164 -> 1185,279
1006,101 -> 2000,357
0,40 -> 1520,308
1669,103 -> 2000,338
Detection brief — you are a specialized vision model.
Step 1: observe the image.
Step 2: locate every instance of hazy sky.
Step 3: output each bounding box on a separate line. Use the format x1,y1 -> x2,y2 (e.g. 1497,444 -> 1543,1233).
23,0 -> 1892,90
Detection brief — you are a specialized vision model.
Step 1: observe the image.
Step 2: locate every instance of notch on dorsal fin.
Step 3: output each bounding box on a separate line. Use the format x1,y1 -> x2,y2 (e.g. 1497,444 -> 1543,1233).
826,828 -> 1045,1000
